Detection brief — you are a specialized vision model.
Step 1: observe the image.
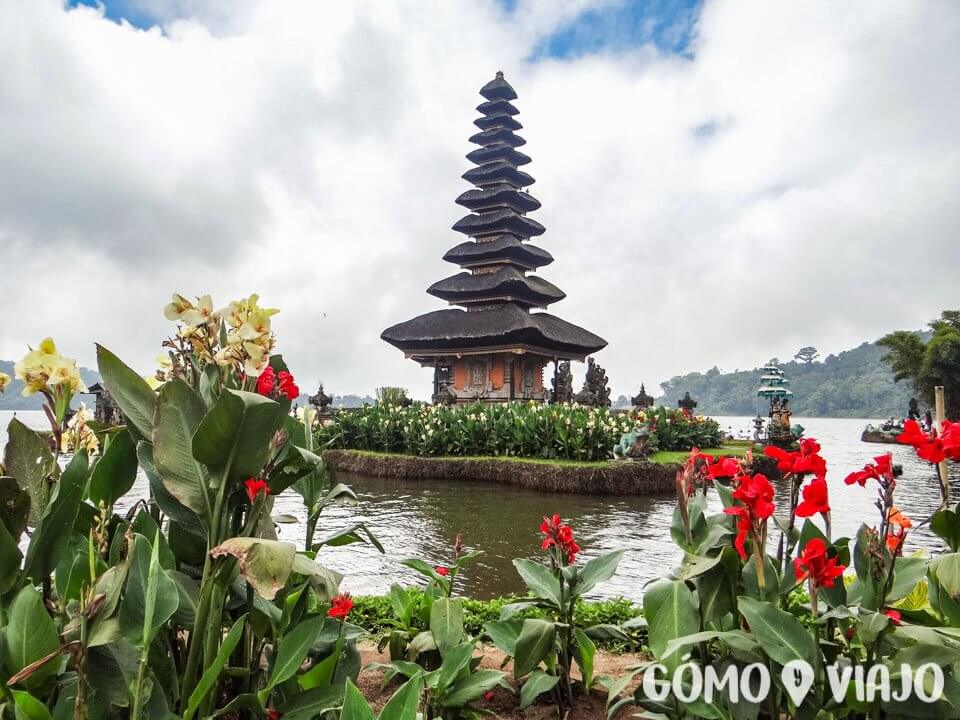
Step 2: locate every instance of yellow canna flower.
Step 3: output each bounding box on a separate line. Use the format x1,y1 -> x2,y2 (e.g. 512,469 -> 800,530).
0,372 -> 9,393
180,294 -> 217,328
164,293 -> 193,321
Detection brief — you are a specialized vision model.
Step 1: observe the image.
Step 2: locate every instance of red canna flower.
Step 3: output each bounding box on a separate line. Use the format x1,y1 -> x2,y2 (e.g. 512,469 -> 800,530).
796,477 -> 830,517
244,477 -> 269,504
886,507 -> 912,555
724,473 -> 775,559
267,709 -> 283,720
705,456 -> 742,480
844,454 -> 894,487
794,538 -> 845,589
277,370 -> 300,401
435,566 -> 450,577
484,691 -> 495,701
256,366 -> 276,396
884,609 -> 903,626
764,440 -> 826,478
327,594 -> 353,619
539,514 -> 580,564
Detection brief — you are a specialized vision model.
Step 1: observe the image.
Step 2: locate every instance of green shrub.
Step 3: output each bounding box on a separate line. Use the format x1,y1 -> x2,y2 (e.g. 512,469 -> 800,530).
317,401 -> 722,462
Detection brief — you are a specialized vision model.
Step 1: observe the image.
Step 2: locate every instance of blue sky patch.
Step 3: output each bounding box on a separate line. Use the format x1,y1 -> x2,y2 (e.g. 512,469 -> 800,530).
528,0 -> 703,60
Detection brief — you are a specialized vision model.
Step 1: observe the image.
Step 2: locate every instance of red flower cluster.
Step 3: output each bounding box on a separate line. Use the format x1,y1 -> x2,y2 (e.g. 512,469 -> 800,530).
256,366 -> 300,401
793,538 -> 845,589
435,566 -> 450,577
897,419 -> 960,464
764,438 -> 827,478
796,476 -> 830,518
539,514 -> 580,564
704,456 -> 743,481
724,473 -> 775,559
327,594 -> 353,619
844,453 -> 893,487
244,477 -> 269,504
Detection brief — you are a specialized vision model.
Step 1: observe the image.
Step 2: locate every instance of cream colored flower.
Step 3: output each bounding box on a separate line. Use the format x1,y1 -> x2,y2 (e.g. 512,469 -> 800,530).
0,372 -> 10,393
164,293 -> 194,321
61,403 -> 99,454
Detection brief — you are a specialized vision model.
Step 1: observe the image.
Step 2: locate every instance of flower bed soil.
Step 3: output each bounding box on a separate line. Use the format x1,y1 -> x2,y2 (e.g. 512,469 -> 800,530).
324,450 -> 678,495
357,641 -> 644,720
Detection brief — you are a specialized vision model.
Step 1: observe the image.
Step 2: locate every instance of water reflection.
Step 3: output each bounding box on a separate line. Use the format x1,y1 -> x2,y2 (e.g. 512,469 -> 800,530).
2,412 -> 958,600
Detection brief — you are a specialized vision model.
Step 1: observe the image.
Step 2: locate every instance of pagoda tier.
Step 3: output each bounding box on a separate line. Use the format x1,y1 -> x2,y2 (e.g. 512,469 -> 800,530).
427,266 -> 565,307
443,236 -> 553,271
381,72 -> 606,403
382,303 -> 606,361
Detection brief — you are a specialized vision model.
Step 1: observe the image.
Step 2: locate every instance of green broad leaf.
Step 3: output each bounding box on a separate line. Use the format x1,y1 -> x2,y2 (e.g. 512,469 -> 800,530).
932,510 -> 960,553
167,519 -> 206,567
573,628 -> 596,689
583,623 -> 633,645
11,690 -> 52,720
198,363 -> 220,410
315,523 -> 385,553
153,379 -> 211,522
192,389 -> 288,482
443,668 -> 506,707
438,642 -> 474,690
183,614 -> 247,720
660,629 -> 759,661
513,618 -> 555,679
206,693 -> 266,719
742,552 -> 779,603
170,571 -> 199,628
888,556 -> 930,604
574,550 -> 624,597
401,557 -> 449,584
737,596 -> 819,669
24,449 -> 89,581
290,554 -> 343,602
677,552 -> 725,582
131,512 -> 176,570
118,533 -> 179,645
88,429 -> 137,508
136,441 -> 202,532
86,639 -> 140,707
645,580 -> 700,662
406,630 -> 438,660
0,514 -> 23,594
0,475 -> 31,540
512,558 -> 562,609
377,670 -> 424,720
484,619 -> 521,656
3,419 -> 54,524
55,533 -> 102,602
519,669 -> 559,709
95,344 -> 158,438
210,537 -> 297,600
341,679 -> 375,720
276,685 -> 343,720
430,598 -> 465,655
298,651 -> 339,691
263,615 -> 324,694
5,586 -> 60,690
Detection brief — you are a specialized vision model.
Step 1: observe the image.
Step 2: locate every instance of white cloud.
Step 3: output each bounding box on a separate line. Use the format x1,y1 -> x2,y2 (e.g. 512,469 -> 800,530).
1,0 -> 958,399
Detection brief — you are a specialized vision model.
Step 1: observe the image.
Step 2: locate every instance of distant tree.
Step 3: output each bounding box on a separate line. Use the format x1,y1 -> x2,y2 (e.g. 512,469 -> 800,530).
794,346 -> 820,364
766,358 -> 780,366
878,310 -> 960,419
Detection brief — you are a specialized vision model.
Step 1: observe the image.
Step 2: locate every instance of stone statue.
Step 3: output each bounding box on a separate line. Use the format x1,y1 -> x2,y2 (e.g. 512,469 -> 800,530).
752,414 -> 765,442
631,383 -> 655,410
432,364 -> 456,405
677,391 -> 698,414
309,384 -> 333,415
91,384 -> 122,426
551,361 -> 574,404
574,357 -> 611,407
613,426 -> 653,460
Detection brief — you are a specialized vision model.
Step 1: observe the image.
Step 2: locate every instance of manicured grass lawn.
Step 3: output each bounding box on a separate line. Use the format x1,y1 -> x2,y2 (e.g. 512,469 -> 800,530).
336,446 -> 754,467
648,443 -> 753,464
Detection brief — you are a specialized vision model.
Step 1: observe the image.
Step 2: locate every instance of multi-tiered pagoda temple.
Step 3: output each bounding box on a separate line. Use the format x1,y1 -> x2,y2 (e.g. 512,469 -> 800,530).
381,72 -> 607,404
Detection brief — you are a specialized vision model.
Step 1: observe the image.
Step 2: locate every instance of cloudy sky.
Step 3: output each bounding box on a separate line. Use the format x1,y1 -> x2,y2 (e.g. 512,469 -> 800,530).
1,0 -> 958,399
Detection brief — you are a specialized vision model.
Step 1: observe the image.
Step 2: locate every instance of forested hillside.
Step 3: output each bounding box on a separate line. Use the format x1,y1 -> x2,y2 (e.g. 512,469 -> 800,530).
657,341 -> 916,418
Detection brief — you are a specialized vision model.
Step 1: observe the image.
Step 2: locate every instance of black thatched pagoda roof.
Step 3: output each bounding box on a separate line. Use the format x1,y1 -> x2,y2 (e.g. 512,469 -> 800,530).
381,72 -> 607,360
382,303 -> 606,360
443,236 -> 553,270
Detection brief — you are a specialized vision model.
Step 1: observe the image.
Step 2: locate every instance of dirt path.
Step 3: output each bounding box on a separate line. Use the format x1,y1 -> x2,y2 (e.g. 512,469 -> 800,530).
357,642 -> 645,720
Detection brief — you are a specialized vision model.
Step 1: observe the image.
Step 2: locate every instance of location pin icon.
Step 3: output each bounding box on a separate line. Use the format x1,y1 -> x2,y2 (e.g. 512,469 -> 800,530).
781,660 -> 815,707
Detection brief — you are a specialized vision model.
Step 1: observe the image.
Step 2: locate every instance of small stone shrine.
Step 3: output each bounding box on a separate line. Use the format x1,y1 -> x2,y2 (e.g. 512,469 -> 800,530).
86,382 -> 122,426
677,391 -> 698,414
308,383 -> 333,417
381,72 -> 607,403
574,358 -> 611,407
631,383 -> 655,410
550,361 -> 574,404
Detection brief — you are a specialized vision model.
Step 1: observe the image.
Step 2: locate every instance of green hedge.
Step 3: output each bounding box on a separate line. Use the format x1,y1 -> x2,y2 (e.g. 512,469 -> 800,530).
317,402 -> 723,462
350,593 -> 645,650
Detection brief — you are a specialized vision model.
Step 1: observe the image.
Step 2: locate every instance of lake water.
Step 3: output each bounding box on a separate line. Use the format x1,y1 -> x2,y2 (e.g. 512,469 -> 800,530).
2,411 -> 956,600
